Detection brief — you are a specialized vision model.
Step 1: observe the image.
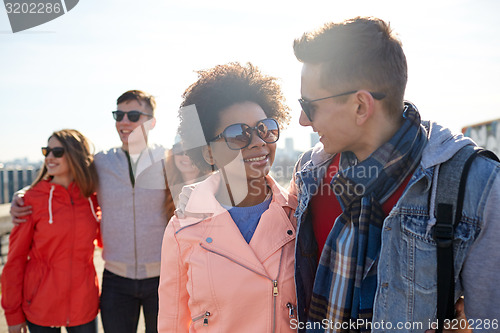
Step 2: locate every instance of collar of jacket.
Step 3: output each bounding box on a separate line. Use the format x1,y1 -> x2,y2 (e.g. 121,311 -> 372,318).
179,172 -> 297,274
305,120 -> 477,178
181,172 -> 297,226
33,179 -> 81,196
301,143 -> 354,176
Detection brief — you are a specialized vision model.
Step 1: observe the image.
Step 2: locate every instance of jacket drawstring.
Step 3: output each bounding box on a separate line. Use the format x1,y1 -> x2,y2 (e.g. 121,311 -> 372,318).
48,185 -> 55,224
88,198 -> 99,222
425,164 -> 440,238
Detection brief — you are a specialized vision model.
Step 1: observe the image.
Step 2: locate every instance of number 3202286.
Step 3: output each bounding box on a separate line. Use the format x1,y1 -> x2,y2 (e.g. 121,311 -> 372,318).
444,318 -> 498,330
5,2 -> 62,14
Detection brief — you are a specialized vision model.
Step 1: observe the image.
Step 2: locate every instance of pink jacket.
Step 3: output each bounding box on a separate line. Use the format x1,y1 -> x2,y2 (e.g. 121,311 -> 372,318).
158,173 -> 298,333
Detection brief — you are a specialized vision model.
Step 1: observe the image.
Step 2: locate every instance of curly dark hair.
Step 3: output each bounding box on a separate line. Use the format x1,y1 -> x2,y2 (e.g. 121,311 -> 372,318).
178,62 -> 290,172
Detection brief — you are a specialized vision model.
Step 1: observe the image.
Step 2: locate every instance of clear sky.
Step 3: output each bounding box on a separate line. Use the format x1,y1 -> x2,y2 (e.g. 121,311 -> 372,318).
1,0 -> 499,162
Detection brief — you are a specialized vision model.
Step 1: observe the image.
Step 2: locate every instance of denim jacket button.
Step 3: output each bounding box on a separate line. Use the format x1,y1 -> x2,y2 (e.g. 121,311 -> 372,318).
385,226 -> 392,231
381,282 -> 389,288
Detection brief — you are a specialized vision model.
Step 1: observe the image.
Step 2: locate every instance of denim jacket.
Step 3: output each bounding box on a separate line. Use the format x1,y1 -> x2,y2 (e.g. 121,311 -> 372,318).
291,121 -> 500,332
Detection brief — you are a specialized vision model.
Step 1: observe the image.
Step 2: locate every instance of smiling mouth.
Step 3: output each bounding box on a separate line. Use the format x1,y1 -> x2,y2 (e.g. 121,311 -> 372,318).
244,155 -> 267,162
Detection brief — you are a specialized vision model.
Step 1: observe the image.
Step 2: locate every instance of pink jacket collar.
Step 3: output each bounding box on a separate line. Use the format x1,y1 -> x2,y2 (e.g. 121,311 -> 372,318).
181,172 -> 297,227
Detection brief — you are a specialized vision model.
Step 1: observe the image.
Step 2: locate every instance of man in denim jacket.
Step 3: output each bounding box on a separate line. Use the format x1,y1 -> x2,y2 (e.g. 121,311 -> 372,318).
290,17 -> 500,332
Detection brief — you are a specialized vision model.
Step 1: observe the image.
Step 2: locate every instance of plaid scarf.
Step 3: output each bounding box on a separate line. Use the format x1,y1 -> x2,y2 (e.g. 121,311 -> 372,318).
307,102 -> 427,332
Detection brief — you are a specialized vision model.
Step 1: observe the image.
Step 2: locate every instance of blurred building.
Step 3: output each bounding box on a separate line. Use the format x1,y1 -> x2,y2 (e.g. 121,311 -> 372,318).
462,118 -> 500,156
0,160 -> 41,204
271,135 -> 319,187
310,132 -> 319,147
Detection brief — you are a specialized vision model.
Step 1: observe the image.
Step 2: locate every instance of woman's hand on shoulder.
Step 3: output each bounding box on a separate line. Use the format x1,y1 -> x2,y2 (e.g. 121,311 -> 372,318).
425,298 -> 471,333
10,194 -> 32,226
174,184 -> 209,219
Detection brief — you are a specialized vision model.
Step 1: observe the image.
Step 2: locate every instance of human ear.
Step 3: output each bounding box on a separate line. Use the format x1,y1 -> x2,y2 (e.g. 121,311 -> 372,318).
202,146 -> 215,165
146,117 -> 156,130
355,91 -> 374,126
149,117 -> 156,129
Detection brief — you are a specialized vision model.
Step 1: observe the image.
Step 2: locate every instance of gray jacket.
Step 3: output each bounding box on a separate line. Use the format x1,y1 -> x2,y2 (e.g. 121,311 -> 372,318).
95,145 -> 167,279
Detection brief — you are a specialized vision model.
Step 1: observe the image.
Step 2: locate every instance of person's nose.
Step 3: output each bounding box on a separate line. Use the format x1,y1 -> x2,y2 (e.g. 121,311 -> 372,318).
248,129 -> 266,148
121,113 -> 132,124
299,110 -> 312,127
45,152 -> 56,161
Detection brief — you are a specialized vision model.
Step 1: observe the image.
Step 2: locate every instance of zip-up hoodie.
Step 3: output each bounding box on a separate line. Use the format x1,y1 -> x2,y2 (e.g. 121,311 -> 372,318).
158,173 -> 298,333
95,145 -> 168,279
1,180 -> 100,327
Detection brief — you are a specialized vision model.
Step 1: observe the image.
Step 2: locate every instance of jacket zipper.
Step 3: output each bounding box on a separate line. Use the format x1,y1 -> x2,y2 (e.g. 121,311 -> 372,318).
286,302 -> 296,318
67,192 -> 75,326
126,150 -> 139,279
132,187 -> 138,279
192,311 -> 211,326
273,280 -> 278,333
272,250 -> 284,333
200,244 -> 284,333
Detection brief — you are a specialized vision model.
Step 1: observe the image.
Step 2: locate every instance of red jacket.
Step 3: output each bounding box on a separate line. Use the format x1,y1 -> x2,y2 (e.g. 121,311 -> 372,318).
1,180 -> 100,327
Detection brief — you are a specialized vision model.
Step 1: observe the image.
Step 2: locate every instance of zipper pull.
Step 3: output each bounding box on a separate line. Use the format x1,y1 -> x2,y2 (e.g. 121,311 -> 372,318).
203,311 -> 210,326
273,280 -> 278,297
286,302 -> 295,318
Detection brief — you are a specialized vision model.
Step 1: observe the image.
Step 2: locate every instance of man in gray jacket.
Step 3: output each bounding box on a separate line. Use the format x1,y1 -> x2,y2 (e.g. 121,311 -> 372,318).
11,90 -> 168,333
96,90 -> 167,333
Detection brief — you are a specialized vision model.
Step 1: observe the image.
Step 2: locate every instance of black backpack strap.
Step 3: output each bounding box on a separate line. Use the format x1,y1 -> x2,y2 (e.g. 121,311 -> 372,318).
433,147 -> 499,333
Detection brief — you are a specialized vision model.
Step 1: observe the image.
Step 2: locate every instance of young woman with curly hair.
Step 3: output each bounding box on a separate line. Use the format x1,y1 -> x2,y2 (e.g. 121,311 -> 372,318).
158,62 -> 298,333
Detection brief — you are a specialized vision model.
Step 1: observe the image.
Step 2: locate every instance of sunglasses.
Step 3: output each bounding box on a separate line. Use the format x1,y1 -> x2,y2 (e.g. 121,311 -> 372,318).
172,143 -> 187,156
112,110 -> 153,122
298,90 -> 386,122
209,118 -> 280,150
42,146 -> 65,158
173,150 -> 188,156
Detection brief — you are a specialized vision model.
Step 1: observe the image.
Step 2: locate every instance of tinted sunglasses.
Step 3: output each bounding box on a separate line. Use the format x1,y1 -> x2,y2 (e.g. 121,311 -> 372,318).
209,118 -> 279,150
42,146 -> 65,158
112,110 -> 153,122
171,143 -> 187,156
298,90 -> 386,122
173,149 -> 187,156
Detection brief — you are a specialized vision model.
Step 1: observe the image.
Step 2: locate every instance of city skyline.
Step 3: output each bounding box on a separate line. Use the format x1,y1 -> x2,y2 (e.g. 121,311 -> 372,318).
1,0 -> 500,162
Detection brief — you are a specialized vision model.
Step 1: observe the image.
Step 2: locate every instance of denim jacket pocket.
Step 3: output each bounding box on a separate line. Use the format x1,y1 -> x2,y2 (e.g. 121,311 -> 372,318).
401,214 -> 438,291
400,214 -> 478,291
